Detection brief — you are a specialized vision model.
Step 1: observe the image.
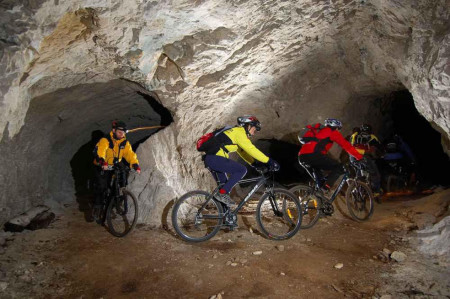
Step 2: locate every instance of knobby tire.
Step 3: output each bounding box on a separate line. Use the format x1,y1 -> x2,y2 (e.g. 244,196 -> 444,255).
289,184 -> 321,229
106,189 -> 138,237
256,188 -> 302,240
345,181 -> 374,221
172,190 -> 223,242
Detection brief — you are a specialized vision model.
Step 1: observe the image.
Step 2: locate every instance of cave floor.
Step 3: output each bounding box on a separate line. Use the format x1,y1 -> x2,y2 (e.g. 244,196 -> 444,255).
1,190 -> 449,298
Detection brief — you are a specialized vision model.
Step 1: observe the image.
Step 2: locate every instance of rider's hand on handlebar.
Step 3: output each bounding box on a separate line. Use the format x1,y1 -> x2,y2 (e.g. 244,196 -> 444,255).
267,158 -> 280,172
100,160 -> 108,171
350,158 -> 363,169
133,164 -> 141,174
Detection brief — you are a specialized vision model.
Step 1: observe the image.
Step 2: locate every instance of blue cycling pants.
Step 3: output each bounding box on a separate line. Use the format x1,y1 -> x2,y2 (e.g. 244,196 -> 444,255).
204,155 -> 247,193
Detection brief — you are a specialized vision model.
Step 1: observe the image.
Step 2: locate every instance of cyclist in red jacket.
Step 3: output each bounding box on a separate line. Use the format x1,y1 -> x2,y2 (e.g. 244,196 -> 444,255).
299,118 -> 363,189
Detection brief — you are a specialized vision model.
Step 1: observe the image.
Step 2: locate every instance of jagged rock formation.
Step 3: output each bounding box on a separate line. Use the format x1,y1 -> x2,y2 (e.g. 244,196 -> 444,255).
0,0 -> 449,225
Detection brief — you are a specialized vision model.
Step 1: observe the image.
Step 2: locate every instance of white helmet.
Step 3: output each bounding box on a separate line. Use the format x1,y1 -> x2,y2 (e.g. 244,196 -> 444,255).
324,118 -> 342,129
237,115 -> 261,131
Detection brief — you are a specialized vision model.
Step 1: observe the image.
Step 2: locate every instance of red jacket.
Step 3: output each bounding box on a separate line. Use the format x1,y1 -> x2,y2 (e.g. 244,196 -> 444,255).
299,124 -> 363,160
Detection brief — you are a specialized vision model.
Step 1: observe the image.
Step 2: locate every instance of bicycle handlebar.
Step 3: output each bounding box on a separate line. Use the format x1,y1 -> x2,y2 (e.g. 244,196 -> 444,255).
349,160 -> 368,173
105,164 -> 135,173
254,166 -> 279,174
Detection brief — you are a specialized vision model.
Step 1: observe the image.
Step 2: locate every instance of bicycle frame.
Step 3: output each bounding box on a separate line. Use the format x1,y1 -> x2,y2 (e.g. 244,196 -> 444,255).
200,170 -> 277,222
105,164 -> 130,210
298,160 -> 351,204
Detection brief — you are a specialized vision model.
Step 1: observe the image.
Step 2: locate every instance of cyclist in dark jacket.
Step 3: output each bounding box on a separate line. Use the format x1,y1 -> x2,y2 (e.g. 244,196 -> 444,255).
383,134 -> 416,163
299,118 -> 363,189
382,134 -> 417,182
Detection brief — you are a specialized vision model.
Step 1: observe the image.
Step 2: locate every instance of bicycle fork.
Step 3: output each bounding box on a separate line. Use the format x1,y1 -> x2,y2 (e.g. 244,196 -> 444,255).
350,184 -> 366,210
267,192 -> 284,217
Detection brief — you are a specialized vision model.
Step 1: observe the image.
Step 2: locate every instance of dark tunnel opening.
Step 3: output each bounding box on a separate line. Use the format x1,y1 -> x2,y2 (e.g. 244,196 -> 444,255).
247,139 -> 301,186
387,90 -> 450,187
132,91 -> 173,151
248,90 -> 450,190
0,79 -> 177,224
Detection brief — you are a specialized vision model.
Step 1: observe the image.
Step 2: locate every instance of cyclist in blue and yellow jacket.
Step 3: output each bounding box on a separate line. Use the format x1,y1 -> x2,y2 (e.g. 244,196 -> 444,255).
203,115 -> 279,206
93,121 -> 141,209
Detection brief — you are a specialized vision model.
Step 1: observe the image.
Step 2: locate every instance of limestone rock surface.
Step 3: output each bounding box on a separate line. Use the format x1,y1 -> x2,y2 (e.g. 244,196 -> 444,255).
0,0 -> 449,224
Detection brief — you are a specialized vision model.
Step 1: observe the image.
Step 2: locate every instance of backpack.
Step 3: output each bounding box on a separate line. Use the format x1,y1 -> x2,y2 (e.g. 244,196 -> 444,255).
196,126 -> 233,154
298,123 -> 324,144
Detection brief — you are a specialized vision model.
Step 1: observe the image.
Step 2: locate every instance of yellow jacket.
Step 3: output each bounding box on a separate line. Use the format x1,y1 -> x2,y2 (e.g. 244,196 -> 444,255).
215,126 -> 269,164
350,132 -> 380,155
93,132 -> 139,166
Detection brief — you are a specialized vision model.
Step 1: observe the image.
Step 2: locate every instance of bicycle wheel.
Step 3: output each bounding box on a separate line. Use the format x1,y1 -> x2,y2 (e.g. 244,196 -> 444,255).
386,174 -> 405,193
106,189 -> 139,237
172,190 -> 223,242
289,184 -> 321,229
256,188 -> 302,240
346,181 -> 374,221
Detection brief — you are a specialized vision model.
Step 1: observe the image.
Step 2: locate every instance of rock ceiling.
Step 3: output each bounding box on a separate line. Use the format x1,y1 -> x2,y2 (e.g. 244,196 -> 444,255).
0,0 -> 449,223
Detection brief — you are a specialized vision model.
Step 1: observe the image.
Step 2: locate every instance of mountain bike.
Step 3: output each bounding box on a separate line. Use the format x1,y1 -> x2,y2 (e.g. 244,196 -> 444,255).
382,159 -> 417,193
290,158 -> 374,228
171,167 -> 302,242
92,162 -> 139,237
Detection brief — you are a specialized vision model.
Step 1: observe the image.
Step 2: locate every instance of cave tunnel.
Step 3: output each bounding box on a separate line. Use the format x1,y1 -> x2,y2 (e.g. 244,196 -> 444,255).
248,90 -> 450,190
0,79 -> 173,222
386,90 -> 450,187
70,87 -> 173,197
68,81 -> 173,219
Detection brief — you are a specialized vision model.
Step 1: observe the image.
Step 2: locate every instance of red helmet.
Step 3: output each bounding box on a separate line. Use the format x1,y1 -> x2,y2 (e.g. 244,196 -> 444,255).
237,115 -> 261,131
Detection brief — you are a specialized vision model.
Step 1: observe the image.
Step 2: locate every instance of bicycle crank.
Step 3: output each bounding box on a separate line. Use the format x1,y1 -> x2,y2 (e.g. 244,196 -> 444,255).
322,202 -> 334,216
224,213 -> 238,230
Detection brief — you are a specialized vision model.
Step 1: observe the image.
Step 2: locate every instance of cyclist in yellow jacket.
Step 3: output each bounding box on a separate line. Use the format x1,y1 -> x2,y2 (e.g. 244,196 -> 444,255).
350,123 -> 382,200
203,115 -> 279,206
93,121 -> 141,209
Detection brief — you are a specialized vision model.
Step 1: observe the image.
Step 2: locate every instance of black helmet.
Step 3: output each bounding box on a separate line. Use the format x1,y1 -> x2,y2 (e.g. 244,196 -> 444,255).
112,120 -> 127,131
386,142 -> 398,152
360,124 -> 372,134
324,118 -> 342,129
237,115 -> 261,131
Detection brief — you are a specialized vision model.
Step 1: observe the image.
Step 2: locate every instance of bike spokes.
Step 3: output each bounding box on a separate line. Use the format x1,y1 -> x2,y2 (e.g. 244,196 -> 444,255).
172,191 -> 223,242
107,190 -> 138,237
289,185 -> 321,229
346,182 -> 374,221
256,189 -> 302,240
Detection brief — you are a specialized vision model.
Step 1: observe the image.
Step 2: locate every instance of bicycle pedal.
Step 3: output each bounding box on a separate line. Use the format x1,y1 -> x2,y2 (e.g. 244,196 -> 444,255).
225,222 -> 239,230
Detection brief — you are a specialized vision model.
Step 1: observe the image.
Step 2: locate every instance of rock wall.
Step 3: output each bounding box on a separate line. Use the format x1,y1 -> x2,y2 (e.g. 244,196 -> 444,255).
0,0 -> 449,224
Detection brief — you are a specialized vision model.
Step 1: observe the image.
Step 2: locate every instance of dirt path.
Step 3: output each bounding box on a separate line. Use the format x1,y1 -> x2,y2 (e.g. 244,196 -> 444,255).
1,191 -> 449,298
